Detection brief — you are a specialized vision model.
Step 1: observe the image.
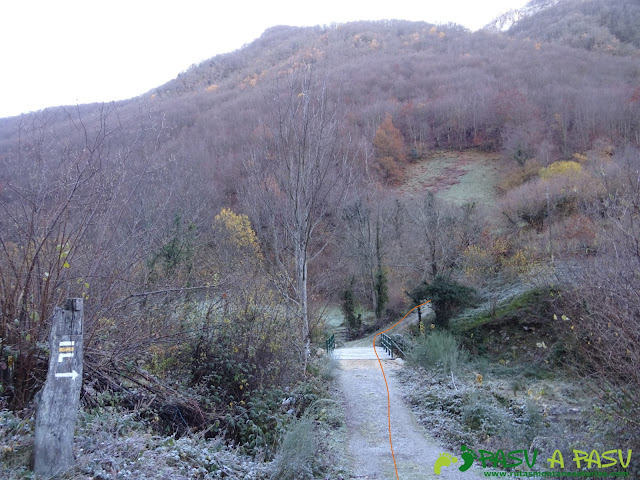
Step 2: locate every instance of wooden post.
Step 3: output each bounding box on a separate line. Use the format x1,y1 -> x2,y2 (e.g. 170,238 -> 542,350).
34,298 -> 84,478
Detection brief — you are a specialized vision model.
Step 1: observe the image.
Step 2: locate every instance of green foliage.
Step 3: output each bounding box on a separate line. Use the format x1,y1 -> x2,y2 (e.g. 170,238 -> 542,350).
457,289 -> 547,333
147,213 -> 196,281
341,278 -> 360,332
409,146 -> 421,162
184,302 -> 331,458
409,330 -> 468,374
409,276 -> 476,329
223,388 -> 289,458
188,298 -> 299,393
513,143 -> 531,166
374,266 -> 388,318
180,297 -> 304,457
196,366 -> 322,459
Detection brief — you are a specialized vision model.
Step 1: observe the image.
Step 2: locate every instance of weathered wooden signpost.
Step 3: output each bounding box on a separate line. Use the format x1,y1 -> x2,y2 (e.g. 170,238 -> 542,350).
34,298 -> 84,478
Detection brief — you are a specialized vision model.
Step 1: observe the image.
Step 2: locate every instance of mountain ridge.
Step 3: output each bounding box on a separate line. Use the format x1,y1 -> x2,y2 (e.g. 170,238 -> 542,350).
484,0 -> 561,32
502,0 -> 640,55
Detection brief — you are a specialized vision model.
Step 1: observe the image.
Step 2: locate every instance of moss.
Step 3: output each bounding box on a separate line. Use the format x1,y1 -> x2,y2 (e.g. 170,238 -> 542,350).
451,288 -> 559,366
454,288 -> 548,334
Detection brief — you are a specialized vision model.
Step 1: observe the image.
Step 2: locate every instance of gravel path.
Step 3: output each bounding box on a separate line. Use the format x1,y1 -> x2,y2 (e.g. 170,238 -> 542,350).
335,347 -> 478,480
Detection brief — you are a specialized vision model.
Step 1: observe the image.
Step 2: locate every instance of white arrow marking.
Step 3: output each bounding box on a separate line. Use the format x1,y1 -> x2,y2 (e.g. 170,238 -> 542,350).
55,370 -> 79,380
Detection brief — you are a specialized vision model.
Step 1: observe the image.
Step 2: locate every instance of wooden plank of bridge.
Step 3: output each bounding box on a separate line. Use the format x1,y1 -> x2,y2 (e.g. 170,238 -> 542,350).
34,298 -> 84,478
332,346 -> 393,360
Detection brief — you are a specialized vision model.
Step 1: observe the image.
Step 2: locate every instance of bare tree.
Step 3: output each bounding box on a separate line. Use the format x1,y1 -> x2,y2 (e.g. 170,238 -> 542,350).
342,191 -> 407,316
245,66 -> 353,369
406,193 -> 481,283
0,103 -> 192,408
559,147 -> 640,434
0,106 -> 121,408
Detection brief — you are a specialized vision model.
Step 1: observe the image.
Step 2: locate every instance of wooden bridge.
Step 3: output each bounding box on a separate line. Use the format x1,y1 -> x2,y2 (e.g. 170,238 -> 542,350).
326,330 -> 414,360
331,346 -> 393,360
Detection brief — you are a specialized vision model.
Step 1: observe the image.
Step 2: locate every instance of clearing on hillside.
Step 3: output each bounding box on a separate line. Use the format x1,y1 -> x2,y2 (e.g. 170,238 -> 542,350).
398,151 -> 500,206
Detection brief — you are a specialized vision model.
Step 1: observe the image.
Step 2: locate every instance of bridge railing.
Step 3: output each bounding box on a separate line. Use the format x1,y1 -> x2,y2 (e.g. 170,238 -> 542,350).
378,332 -> 413,359
325,333 -> 335,354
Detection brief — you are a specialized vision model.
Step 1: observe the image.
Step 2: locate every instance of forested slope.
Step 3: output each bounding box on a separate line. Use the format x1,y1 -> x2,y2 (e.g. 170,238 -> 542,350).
508,0 -> 640,56
1,8 -> 639,477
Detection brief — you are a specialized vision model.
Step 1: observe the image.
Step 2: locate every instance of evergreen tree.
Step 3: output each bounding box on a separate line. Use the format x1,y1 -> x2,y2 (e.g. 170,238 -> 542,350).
408,276 -> 476,329
374,267 -> 388,318
342,278 -> 360,333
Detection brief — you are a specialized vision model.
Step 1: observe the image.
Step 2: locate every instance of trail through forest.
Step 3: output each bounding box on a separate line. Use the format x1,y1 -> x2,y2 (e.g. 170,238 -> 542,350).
334,344 -> 478,479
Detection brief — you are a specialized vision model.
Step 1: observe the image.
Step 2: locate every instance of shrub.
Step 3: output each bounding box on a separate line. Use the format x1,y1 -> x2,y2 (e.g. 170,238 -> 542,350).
461,391 -> 505,436
342,278 -> 361,335
222,388 -> 289,457
459,391 -> 536,453
378,155 -> 403,184
521,398 -> 544,444
496,159 -> 542,194
317,355 -> 340,383
270,416 -> 316,480
499,163 -> 604,234
538,160 -> 582,180
464,236 -> 538,284
409,277 -> 477,329
409,330 -> 468,374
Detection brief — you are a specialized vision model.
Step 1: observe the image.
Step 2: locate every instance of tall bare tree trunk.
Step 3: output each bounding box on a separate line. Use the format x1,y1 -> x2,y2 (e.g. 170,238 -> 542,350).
245,65 -> 353,374
295,239 -> 310,361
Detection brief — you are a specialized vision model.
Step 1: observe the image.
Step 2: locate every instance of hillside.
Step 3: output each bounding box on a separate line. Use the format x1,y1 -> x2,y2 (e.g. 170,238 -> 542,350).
506,0 -> 640,55
484,0 -> 561,32
3,18 -> 639,187
1,7 -> 640,479
397,151 -> 500,207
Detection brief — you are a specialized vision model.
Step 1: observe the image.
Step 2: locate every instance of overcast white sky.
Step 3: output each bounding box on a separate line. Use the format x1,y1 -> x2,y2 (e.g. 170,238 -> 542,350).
0,0 -> 528,119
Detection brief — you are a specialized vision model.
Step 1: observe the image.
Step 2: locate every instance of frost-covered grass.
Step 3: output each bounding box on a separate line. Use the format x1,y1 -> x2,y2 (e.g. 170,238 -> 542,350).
0,407 -> 273,480
398,365 -> 562,461
395,359 -> 609,473
0,355 -> 349,480
399,151 -> 501,206
270,415 -> 315,480
451,285 -> 545,333
438,155 -> 500,206
0,409 -> 34,479
408,330 -> 468,375
321,305 -> 345,332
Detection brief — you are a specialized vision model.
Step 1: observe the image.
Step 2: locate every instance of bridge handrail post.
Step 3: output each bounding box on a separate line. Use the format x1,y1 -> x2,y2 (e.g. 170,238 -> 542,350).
325,333 -> 335,354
